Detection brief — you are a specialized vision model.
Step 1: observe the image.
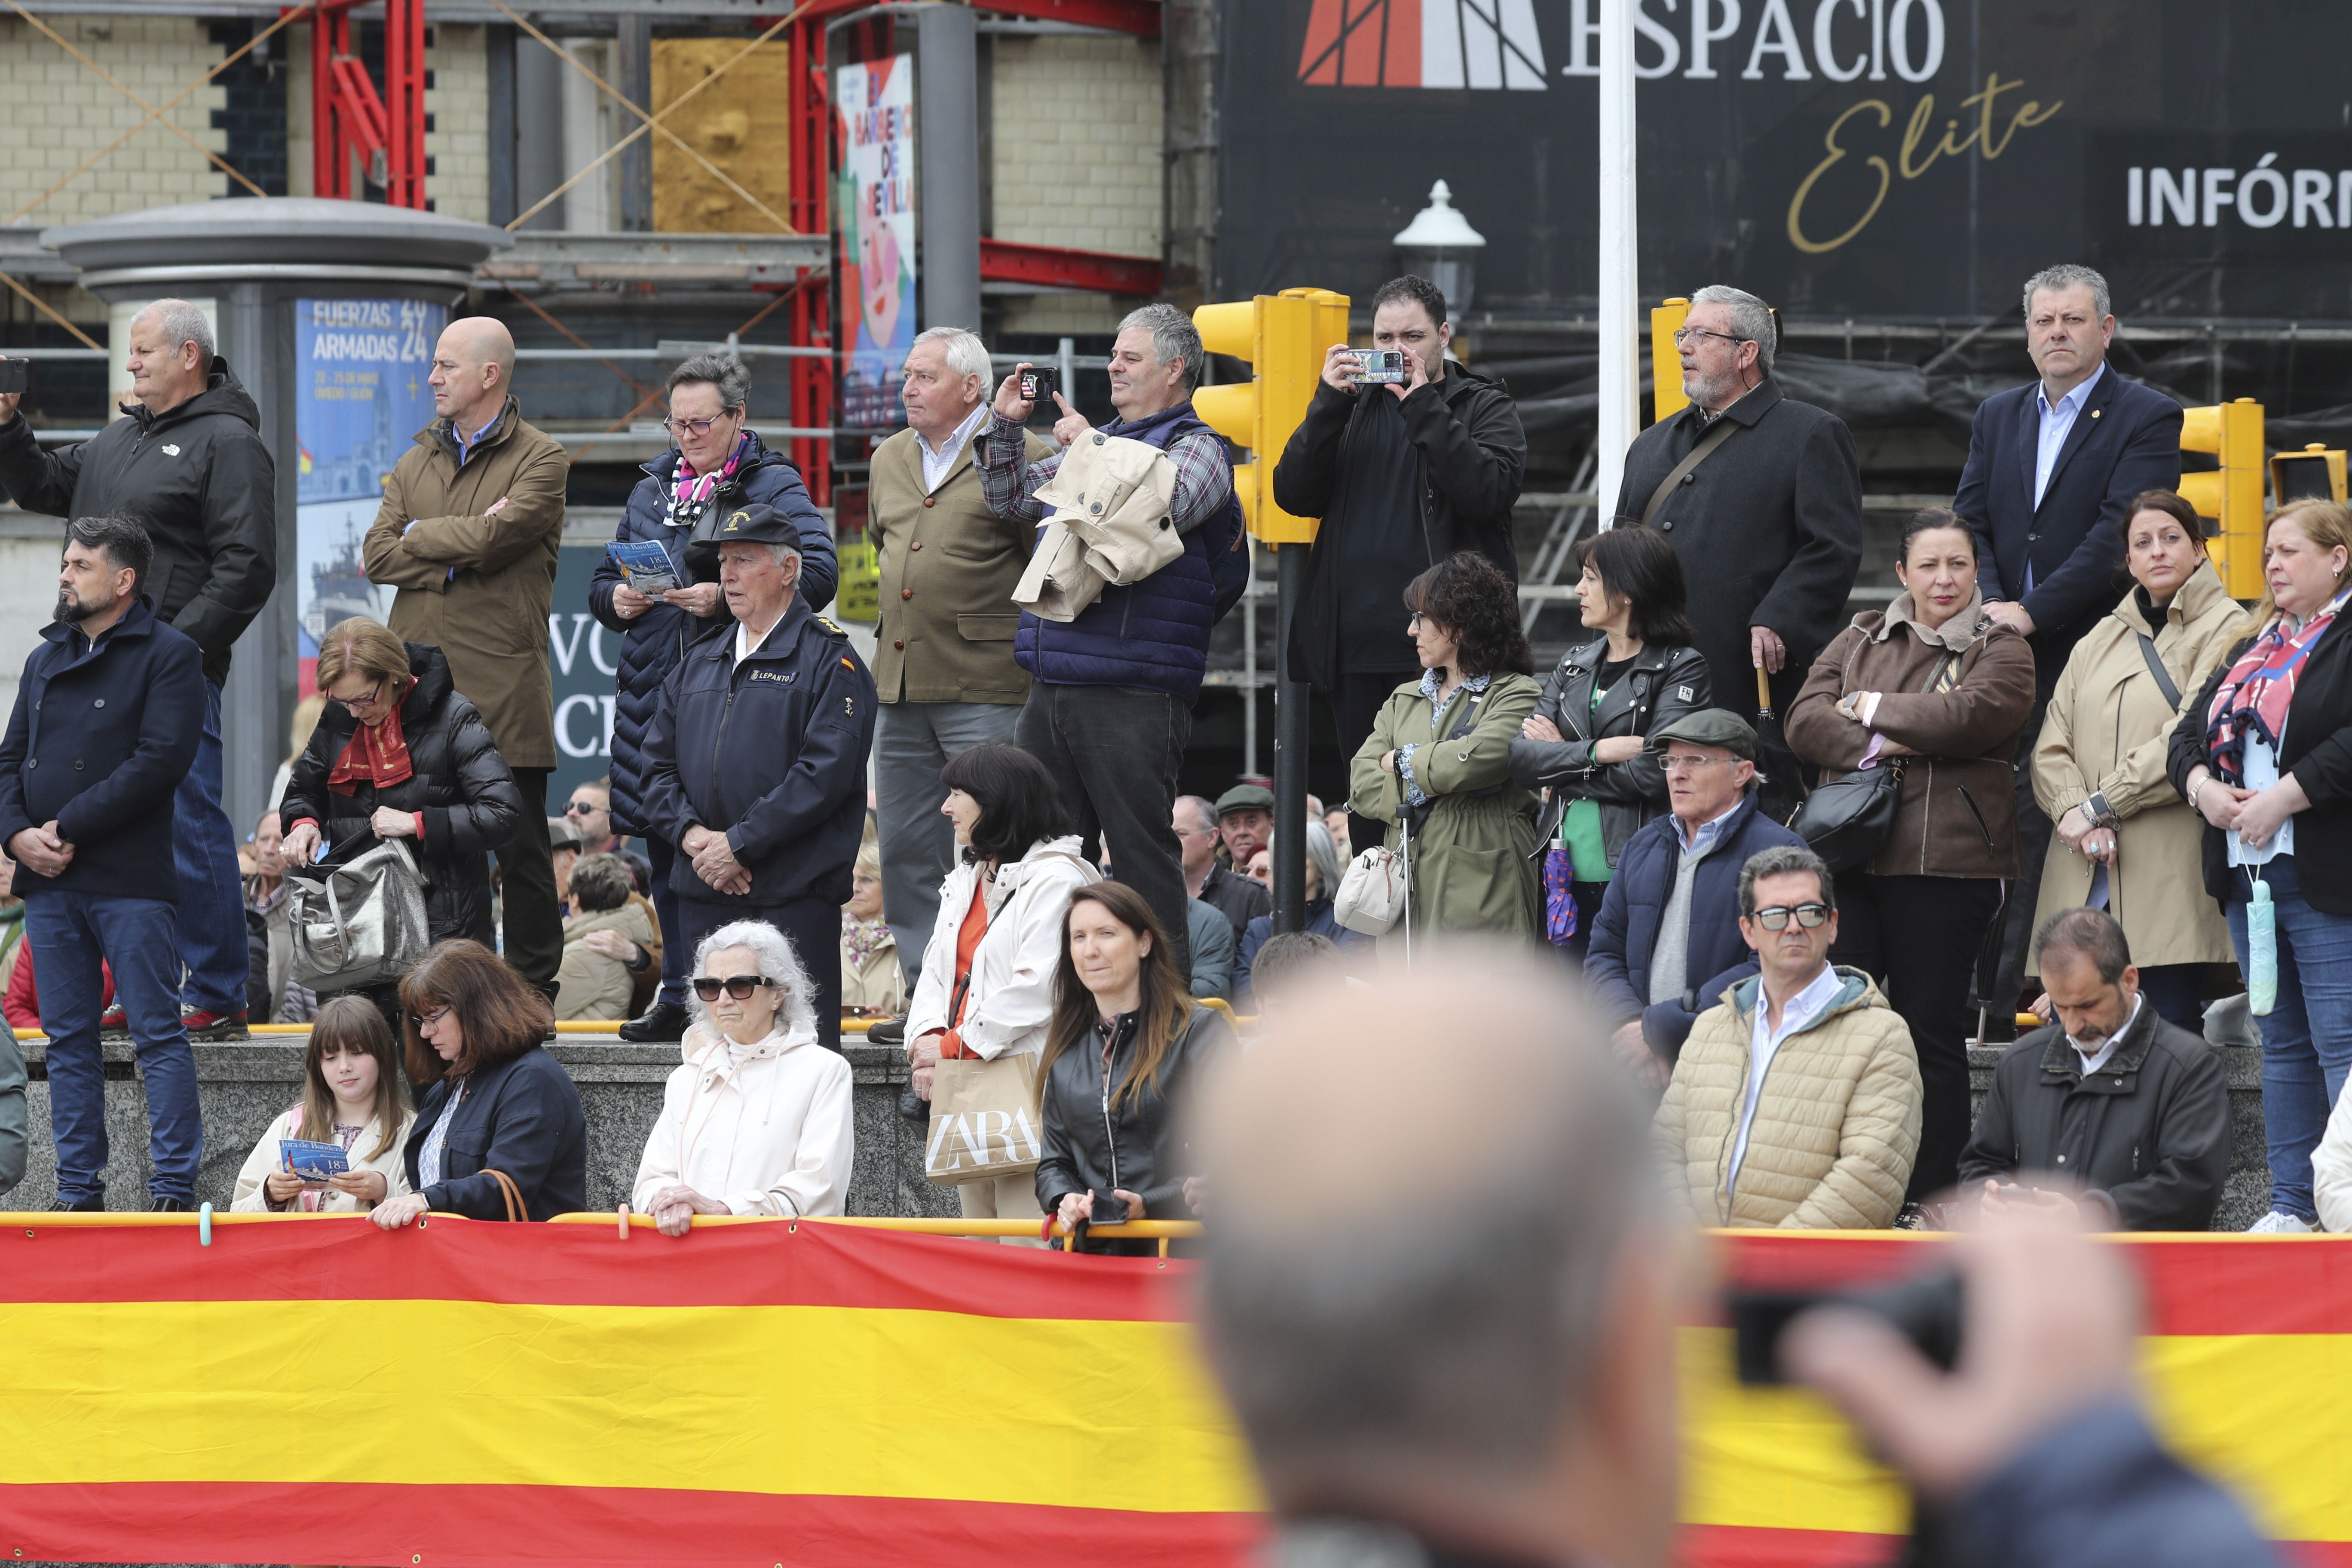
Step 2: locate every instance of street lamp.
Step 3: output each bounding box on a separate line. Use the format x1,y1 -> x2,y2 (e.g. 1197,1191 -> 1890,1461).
1393,180 -> 1485,314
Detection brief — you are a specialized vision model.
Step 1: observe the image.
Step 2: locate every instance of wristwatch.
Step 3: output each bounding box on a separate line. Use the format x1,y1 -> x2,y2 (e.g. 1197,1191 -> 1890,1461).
2082,792 -> 2119,829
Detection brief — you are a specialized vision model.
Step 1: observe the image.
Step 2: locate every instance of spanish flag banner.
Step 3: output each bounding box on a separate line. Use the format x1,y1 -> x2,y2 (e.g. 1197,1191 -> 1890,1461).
0,1215 -> 1263,1567
1684,1233 -> 2352,1568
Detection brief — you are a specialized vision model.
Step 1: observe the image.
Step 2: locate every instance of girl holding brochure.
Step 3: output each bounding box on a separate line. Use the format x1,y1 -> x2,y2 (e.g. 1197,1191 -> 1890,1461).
230,996 -> 414,1213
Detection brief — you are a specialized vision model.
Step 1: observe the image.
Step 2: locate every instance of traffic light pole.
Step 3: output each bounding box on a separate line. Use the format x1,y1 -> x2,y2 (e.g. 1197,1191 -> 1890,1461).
1273,540 -> 1308,934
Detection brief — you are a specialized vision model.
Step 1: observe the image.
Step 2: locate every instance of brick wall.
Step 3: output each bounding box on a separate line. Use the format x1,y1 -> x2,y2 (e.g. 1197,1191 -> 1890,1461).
0,14 -> 233,222
989,35 -> 1162,338
427,22 -> 489,223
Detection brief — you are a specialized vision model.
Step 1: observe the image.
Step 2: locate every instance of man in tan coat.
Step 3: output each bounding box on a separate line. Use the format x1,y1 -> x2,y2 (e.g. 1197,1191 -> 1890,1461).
1655,842 -> 1922,1228
869,327 -> 1052,994
363,315 -> 569,991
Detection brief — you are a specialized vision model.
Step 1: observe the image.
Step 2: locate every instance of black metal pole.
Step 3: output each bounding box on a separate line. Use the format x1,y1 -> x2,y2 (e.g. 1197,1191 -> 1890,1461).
1274,539 -> 1308,933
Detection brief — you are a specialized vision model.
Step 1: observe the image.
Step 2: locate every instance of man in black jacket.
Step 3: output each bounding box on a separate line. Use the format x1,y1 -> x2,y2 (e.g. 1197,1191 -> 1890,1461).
1271,275 -> 1525,853
1608,285 -> 1863,738
1960,909 -> 2230,1231
0,302 -> 275,1038
0,516 -> 205,1211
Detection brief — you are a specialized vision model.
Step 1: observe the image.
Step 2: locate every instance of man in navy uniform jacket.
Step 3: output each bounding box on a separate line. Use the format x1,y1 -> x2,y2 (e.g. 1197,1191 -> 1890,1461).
640,503 -> 877,1049
1954,264 -> 2184,1035
0,514 -> 204,1210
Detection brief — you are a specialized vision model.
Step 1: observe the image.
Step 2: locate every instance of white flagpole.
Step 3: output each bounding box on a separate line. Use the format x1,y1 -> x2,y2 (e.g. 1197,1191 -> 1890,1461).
1594,0 -> 1639,531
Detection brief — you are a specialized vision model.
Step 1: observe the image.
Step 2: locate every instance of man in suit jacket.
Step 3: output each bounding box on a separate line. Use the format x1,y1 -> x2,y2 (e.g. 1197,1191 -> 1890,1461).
1608,285 -> 1863,767
870,328 -> 1053,993
1954,264 -> 2184,1035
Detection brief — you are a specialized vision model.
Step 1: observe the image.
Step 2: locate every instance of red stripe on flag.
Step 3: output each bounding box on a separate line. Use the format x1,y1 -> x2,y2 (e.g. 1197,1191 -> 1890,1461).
0,1481 -> 1262,1568
1678,1523 -> 1903,1568
0,1217 -> 1191,1320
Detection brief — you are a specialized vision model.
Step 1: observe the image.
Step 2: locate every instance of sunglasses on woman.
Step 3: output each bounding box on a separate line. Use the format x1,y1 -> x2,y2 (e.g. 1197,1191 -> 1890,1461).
1749,903 -> 1831,931
692,974 -> 776,1001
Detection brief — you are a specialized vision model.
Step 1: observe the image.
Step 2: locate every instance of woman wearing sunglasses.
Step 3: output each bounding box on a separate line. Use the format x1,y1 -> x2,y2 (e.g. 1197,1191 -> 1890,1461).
631,920 -> 853,1235
370,939 -> 585,1227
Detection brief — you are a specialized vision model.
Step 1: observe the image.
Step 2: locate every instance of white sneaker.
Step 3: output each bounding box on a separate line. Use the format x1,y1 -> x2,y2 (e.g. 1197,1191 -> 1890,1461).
2246,1211 -> 2315,1234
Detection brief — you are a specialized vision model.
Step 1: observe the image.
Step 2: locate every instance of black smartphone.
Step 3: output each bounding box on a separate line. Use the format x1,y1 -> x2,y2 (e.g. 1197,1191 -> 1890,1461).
1089,1188 -> 1129,1226
1729,1268 -> 1963,1386
0,359 -> 27,395
1020,365 -> 1060,408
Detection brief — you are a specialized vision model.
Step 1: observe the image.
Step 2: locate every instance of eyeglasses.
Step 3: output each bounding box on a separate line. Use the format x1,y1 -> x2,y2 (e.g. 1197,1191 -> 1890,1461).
408,1005 -> 451,1031
1672,326 -> 1752,350
1409,612 -> 1427,632
1748,903 -> 1832,931
1660,754 -> 1736,774
326,677 -> 389,712
564,799 -> 602,817
664,411 -> 740,438
692,974 -> 776,1001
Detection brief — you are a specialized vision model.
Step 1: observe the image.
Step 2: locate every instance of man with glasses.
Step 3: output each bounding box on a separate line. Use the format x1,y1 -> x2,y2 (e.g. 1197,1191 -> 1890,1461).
590,353 -> 835,1043
365,315 -> 570,999
1608,285 -> 1862,812
1655,841 -> 1922,1229
1586,710 -> 1804,1084
564,778 -> 622,857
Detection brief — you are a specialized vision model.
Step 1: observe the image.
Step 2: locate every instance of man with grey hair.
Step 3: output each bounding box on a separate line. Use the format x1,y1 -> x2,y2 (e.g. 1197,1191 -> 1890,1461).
1608,285 -> 1862,822
1954,264 -> 2183,1042
977,302 -> 1243,968
640,503 -> 875,1049
1196,953 -> 2273,1567
0,299 -> 276,1038
864,327 -> 1052,1005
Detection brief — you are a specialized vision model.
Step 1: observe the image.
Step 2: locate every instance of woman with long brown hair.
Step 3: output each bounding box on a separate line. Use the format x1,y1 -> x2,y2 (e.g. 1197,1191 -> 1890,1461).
1034,881 -> 1230,1254
369,939 -> 586,1226
230,994 -> 413,1213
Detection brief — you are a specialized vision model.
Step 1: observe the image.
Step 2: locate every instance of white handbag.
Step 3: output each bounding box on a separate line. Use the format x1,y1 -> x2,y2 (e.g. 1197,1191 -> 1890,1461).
1334,817 -> 1412,937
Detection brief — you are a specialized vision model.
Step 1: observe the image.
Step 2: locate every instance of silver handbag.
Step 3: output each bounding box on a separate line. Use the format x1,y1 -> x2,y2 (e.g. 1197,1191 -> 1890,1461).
286,837 -> 432,993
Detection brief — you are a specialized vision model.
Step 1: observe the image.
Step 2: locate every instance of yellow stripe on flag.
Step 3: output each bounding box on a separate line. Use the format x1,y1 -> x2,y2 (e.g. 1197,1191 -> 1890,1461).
1682,1325 -> 2352,1544
0,1300 -> 1261,1515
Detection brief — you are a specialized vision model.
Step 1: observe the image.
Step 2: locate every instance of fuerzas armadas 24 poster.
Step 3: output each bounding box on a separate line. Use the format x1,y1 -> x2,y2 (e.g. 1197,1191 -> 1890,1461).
1226,1 -> 2352,322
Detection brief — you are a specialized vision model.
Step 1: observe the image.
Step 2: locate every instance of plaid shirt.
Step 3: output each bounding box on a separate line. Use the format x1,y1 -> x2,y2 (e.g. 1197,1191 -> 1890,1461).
976,410 -> 1233,533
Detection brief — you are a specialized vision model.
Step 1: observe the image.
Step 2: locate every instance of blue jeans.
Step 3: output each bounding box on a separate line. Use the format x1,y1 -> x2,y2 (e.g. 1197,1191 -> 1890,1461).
172,679 -> 248,1015
28,891 -> 202,1203
2226,857 -> 2352,1222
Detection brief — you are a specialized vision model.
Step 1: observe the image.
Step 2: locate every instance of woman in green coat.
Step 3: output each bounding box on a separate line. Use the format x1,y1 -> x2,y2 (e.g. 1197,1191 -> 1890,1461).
1350,551 -> 1544,939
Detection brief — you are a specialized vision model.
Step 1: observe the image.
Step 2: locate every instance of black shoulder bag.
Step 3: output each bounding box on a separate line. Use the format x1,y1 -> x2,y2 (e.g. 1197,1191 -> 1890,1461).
1787,647 -> 1962,874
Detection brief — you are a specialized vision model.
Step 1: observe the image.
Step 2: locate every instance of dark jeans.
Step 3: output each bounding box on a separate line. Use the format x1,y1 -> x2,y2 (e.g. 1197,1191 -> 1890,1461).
29,891 -> 201,1204
675,892 -> 842,1050
173,678 -> 248,1014
643,833 -> 686,1011
1017,681 -> 1192,974
1984,684 -> 2055,1023
2137,963 -> 2208,1036
496,766 -> 563,989
1830,871 -> 2005,1201
2226,858 -> 2352,1222
1336,668 -> 1416,859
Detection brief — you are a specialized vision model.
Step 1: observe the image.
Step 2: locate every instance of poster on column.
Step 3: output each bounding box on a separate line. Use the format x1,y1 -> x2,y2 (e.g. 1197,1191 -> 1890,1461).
294,298 -> 444,695
836,54 -> 915,432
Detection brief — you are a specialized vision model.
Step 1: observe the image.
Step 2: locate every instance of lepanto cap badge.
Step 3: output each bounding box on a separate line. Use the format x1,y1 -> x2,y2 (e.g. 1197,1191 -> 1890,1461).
714,505 -> 798,543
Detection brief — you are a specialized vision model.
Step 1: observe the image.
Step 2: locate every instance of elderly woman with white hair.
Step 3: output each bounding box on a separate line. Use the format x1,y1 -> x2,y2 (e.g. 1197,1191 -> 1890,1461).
631,919 -> 854,1234
1234,819 -> 1367,1010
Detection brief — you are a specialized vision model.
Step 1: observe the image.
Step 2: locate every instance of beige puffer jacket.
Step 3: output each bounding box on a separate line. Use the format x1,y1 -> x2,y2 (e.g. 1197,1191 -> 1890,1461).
1655,967 -> 1921,1229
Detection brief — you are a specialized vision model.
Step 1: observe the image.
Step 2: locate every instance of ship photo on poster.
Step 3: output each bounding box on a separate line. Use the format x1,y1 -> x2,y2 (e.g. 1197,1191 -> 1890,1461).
294,297 -> 444,693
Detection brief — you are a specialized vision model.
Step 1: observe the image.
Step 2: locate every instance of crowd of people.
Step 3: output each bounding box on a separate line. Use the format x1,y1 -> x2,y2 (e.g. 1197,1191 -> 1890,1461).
0,258 -> 2342,1245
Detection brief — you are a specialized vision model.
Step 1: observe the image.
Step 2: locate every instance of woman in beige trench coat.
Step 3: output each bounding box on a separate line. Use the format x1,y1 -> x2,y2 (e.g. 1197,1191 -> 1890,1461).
2031,489 -> 2255,1030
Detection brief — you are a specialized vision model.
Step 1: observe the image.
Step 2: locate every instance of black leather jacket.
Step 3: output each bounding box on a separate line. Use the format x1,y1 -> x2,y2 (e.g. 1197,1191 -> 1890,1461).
1035,1004 -> 1230,1254
1507,638 -> 1710,871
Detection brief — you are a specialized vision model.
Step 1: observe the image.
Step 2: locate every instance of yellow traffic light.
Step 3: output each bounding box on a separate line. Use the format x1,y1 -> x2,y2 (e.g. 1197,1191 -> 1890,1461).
2272,442 -> 2348,508
1652,297 -> 1690,424
2180,398 -> 2265,598
1193,286 -> 1351,544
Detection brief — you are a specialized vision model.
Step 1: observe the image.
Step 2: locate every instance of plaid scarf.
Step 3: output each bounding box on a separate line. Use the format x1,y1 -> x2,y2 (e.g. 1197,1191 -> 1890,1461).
2203,589 -> 2352,786
667,433 -> 750,523
326,694 -> 415,796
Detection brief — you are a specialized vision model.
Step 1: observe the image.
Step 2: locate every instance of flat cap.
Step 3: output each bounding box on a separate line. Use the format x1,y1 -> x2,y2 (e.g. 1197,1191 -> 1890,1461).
1215,783 -> 1275,816
548,814 -> 585,851
1651,708 -> 1757,760
711,503 -> 800,545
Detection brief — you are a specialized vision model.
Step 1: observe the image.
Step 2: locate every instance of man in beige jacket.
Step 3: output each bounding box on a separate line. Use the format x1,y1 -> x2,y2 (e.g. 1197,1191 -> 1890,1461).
1655,842 -> 1922,1228
364,315 -> 569,992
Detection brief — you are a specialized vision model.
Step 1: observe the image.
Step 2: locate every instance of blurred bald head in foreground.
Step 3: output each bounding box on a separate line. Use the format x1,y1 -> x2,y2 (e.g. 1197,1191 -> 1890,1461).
1194,950 -> 1681,1568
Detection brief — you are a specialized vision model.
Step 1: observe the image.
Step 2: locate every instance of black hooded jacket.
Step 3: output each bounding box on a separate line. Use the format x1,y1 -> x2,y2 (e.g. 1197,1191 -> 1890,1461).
0,359 -> 278,686
279,643 -> 525,947
1274,364 -> 1526,691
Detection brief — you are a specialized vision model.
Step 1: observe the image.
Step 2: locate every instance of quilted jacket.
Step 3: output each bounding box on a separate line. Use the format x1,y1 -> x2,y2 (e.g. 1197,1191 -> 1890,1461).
1654,966 -> 1921,1229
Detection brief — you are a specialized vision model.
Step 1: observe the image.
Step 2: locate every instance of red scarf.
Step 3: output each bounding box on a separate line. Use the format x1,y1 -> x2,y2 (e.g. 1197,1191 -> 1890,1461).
326,687 -> 415,796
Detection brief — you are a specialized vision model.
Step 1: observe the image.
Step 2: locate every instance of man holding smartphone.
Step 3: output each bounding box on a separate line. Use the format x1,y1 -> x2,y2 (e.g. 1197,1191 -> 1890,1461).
1271,275 -> 1525,855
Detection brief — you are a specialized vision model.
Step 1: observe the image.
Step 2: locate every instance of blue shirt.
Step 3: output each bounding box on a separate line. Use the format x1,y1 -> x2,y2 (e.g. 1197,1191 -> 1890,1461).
2033,361 -> 2106,511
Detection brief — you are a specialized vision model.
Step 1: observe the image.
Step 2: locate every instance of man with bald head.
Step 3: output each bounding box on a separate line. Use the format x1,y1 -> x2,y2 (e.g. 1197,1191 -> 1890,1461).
0,298 -> 276,1034
1192,952 -> 2280,1568
364,315 -> 571,992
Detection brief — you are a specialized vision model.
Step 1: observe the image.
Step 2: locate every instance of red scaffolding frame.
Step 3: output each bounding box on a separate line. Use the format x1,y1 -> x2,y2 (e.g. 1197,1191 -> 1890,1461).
310,0 -> 428,207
